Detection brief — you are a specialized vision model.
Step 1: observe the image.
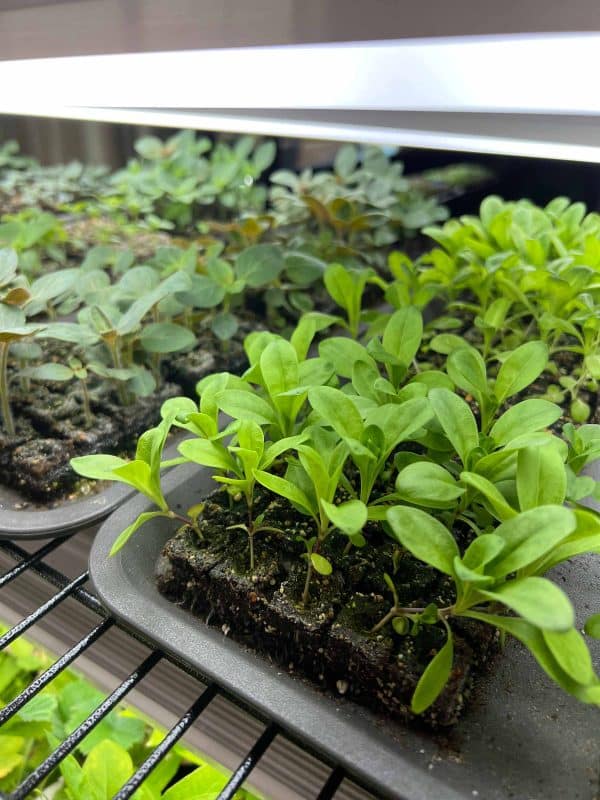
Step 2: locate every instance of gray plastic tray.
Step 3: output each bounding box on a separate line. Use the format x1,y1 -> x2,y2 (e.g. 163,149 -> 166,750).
0,437 -> 186,540
90,463 -> 600,800
0,480 -> 135,540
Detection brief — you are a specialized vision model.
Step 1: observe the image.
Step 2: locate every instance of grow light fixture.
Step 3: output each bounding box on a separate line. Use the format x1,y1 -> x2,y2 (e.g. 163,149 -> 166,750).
0,33 -> 599,161
1,34 -> 600,112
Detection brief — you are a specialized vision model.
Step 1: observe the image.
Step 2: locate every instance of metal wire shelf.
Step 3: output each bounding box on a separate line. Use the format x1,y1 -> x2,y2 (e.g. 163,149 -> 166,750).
0,536 -> 371,800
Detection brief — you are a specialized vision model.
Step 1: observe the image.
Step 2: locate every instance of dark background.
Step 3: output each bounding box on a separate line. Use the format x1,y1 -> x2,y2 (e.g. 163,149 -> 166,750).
0,0 -> 599,59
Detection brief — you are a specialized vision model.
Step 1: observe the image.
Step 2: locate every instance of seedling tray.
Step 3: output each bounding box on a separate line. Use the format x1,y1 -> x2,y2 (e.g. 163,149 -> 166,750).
0,479 -> 135,540
0,438 -> 186,540
90,464 -> 600,800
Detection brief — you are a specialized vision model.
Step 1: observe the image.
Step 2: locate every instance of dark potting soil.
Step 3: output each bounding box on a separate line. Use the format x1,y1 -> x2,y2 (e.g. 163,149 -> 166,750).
0,381 -> 180,502
156,486 -> 499,729
164,316 -> 263,396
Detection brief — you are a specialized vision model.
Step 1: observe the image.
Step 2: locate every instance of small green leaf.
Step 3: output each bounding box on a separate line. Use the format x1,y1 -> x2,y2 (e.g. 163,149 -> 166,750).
17,692 -> 57,722
462,534 -> 505,569
494,341 -> 548,403
395,462 -> 464,509
112,460 -> 163,507
334,144 -> 358,178
429,388 -> 479,466
490,399 -> 562,445
308,385 -> 364,441
446,346 -> 488,405
584,613 -> 600,639
410,370 -> 454,391
585,354 -> 600,380
452,558 -> 494,586
109,511 -> 169,555
139,322 -> 196,353
162,764 -> 227,800
543,628 -> 595,685
488,506 -> 575,577
570,397 -> 591,423
386,506 -> 459,575
324,263 -> 357,314
260,338 -> 299,398
70,454 -> 128,481
235,244 -> 284,288
253,139 -> 276,171
254,470 -> 315,517
460,471 -> 517,521
393,617 -> 409,634
479,576 -> 574,631
382,306 -> 423,366
321,498 -> 367,536
311,553 -> 333,575
411,629 -> 453,714
21,362 -> 74,381
178,439 -> 238,473
80,739 -> 133,800
135,135 -> 164,159
216,389 -> 277,426
429,333 -> 468,355
318,337 -> 374,379
517,446 -> 566,510
211,312 -> 238,341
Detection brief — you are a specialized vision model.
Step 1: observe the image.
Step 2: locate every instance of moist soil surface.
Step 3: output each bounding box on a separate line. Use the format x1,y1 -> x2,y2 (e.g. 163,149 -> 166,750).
0,320 -> 261,502
164,315 -> 264,397
0,381 -> 181,501
156,486 -> 498,729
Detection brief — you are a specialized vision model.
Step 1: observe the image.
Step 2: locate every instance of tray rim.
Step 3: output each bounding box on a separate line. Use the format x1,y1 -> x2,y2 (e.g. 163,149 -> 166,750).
0,435 -> 187,540
0,481 -> 135,539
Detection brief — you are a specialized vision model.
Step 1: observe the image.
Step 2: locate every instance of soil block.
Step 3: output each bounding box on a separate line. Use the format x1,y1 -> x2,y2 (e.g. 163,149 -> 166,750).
0,382 -> 179,501
156,486 -> 498,728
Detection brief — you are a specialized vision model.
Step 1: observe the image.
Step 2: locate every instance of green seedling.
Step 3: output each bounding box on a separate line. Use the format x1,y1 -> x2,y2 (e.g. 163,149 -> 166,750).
321,262 -> 386,338
70,413 -> 192,554
270,144 -> 448,268
0,209 -> 66,276
218,336 -> 334,440
384,250 -> 439,310
417,195 -> 600,424
380,504 -> 600,713
42,271 -> 194,403
183,243 -> 285,342
107,131 -> 275,230
255,428 -> 367,604
444,340 -> 549,433
0,303 -> 44,436
308,384 -> 432,505
178,418 -> 306,570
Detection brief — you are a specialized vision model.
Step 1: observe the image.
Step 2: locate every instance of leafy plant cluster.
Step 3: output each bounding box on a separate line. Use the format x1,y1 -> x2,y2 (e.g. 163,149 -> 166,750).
0,136 -> 487,289
0,208 -> 69,276
0,621 -> 259,799
0,233 -> 339,437
412,195 -> 600,421
102,131 -> 277,232
0,243 -> 199,435
72,309 -> 600,717
0,159 -> 109,215
269,144 -> 449,268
